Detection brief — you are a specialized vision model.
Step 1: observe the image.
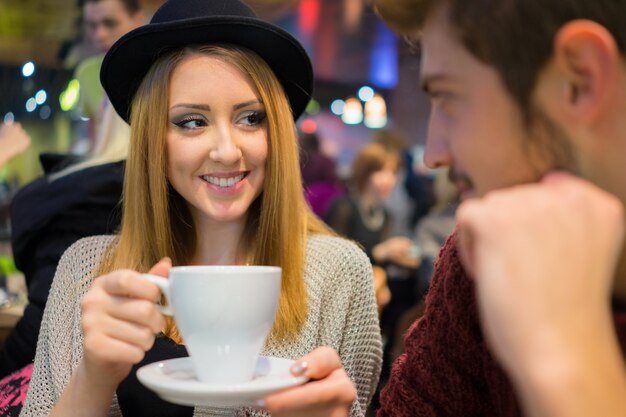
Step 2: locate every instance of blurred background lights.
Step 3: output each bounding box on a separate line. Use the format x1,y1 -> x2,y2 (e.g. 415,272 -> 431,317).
330,99 -> 345,116
364,93 -> 387,128
369,21 -> 398,89
305,99 -> 320,115
59,79 -> 80,111
341,97 -> 363,125
35,89 -> 47,105
300,118 -> 318,134
22,61 -> 35,77
39,105 -> 52,120
25,98 -> 37,113
4,112 -> 15,124
358,86 -> 375,102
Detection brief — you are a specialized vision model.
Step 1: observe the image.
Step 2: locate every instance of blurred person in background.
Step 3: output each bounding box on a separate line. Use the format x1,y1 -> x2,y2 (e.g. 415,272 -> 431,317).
299,130 -> 346,218
0,123 -> 31,170
386,166 -> 462,365
0,122 -> 31,241
373,128 -> 434,237
325,143 -> 418,271
0,1 -> 146,411
73,0 -> 144,152
414,166 -> 463,290
0,105 -> 128,380
324,142 -> 418,390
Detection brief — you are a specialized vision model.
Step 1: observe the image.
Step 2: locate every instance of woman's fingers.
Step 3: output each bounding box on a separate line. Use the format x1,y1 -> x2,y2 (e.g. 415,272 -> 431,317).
263,347 -> 355,417
79,262 -> 171,384
149,257 -> 172,277
290,346 -> 344,378
98,269 -> 162,302
82,305 -> 160,352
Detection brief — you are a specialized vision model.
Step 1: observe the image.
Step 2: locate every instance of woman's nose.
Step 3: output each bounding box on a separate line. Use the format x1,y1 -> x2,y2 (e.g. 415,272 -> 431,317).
209,127 -> 243,165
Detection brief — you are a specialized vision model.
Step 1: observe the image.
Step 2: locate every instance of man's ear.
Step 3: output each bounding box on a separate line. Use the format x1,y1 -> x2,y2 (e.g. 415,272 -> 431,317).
553,20 -> 619,124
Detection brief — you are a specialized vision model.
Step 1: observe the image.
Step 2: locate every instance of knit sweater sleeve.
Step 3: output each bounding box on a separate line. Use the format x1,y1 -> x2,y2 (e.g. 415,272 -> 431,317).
20,236 -> 119,417
299,235 -> 382,416
377,231 -> 520,417
332,238 -> 383,416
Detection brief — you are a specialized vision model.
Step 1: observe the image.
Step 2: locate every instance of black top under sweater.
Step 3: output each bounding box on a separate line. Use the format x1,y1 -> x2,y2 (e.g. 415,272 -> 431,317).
117,335 -> 193,417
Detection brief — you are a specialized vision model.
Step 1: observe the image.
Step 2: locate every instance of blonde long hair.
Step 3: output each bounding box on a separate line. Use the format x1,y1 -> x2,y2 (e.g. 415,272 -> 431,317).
49,104 -> 130,181
98,45 -> 332,342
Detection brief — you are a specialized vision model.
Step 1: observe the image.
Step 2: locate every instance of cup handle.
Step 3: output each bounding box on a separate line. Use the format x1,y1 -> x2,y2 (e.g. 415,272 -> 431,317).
142,274 -> 173,315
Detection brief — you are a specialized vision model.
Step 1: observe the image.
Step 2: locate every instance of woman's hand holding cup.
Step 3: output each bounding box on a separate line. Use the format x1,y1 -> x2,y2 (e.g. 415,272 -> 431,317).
79,257 -> 171,388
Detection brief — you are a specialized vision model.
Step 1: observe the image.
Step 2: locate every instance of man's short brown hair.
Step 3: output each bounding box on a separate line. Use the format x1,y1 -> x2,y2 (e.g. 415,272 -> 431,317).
83,0 -> 141,15
374,0 -> 626,119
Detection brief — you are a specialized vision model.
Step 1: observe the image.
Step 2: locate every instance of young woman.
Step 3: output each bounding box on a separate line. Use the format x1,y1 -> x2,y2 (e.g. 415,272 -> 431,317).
325,143 -> 419,270
20,1 -> 381,416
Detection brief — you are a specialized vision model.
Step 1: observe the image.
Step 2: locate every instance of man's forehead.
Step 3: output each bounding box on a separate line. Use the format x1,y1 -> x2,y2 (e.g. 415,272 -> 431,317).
84,0 -> 130,18
419,8 -> 474,87
419,39 -> 465,88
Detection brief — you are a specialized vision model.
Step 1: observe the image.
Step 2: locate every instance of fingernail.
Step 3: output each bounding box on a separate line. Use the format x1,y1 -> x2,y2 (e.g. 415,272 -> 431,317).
290,361 -> 308,376
253,399 -> 266,408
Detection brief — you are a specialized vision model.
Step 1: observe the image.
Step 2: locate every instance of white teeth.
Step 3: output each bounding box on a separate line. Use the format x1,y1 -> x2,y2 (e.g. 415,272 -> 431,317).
202,174 -> 245,188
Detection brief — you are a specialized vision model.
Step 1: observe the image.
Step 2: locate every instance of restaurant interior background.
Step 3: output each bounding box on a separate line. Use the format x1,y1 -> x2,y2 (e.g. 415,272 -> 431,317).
0,0 -> 431,185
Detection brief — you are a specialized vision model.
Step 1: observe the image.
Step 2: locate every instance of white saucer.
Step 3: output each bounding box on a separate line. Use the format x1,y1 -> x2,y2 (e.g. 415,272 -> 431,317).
136,356 -> 308,407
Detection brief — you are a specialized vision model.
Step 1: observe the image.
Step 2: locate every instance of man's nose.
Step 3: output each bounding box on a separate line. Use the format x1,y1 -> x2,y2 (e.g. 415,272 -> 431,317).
423,119 -> 452,169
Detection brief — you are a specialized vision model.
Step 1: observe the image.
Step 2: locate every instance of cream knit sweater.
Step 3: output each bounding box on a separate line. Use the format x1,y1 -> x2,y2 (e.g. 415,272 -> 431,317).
21,234 -> 382,417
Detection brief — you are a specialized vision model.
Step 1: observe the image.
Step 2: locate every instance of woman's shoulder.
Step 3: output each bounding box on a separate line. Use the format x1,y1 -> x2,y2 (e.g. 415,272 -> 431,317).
64,234 -> 117,254
59,235 -> 117,272
306,234 -> 370,272
307,233 -> 363,252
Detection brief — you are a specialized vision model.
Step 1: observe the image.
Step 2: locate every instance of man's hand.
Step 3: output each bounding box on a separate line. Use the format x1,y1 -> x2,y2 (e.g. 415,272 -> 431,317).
457,172 -> 626,416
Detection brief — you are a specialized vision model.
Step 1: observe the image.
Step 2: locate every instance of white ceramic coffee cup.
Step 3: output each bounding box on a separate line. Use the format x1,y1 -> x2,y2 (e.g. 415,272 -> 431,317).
143,265 -> 281,384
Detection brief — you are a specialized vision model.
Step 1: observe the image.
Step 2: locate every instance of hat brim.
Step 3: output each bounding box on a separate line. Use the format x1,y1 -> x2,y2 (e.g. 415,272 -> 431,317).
101,16 -> 313,123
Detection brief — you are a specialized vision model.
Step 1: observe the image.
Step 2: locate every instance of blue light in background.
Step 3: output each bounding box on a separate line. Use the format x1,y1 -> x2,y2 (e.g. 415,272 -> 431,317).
369,21 -> 398,89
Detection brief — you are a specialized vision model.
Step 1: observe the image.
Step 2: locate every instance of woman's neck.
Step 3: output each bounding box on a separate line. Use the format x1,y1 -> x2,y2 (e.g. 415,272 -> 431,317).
191,216 -> 249,265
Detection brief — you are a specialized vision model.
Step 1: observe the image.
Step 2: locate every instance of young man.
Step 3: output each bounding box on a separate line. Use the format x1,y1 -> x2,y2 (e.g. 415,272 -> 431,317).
263,0 -> 626,416
75,0 -> 145,143
84,0 -> 144,54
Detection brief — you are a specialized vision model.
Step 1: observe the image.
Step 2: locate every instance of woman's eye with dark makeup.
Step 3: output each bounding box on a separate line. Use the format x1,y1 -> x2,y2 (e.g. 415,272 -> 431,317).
172,115 -> 207,130
238,110 -> 267,127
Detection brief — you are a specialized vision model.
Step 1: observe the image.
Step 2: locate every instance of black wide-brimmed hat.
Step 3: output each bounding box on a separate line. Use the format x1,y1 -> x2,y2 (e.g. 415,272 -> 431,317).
101,0 -> 313,123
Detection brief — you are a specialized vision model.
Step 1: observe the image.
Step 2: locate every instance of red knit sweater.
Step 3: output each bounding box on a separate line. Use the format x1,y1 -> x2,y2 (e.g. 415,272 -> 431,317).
378,231 -> 626,416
